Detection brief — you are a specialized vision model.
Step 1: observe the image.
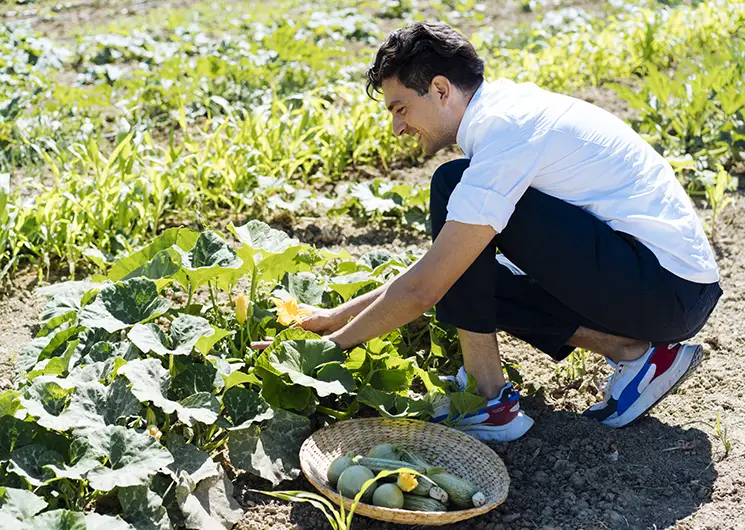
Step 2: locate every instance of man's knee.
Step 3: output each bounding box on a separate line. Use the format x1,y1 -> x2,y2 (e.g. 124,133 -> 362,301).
430,158 -> 470,239
431,158 -> 470,201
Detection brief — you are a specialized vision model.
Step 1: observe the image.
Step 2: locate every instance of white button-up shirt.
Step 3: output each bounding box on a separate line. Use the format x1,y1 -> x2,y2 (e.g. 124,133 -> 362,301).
446,79 -> 719,284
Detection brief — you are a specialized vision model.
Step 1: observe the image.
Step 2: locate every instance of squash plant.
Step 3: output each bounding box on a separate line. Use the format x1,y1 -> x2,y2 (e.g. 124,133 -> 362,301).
0,220 -> 471,528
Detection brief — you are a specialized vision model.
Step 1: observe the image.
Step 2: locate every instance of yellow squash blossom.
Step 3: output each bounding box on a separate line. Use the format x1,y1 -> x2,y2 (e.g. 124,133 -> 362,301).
234,294 -> 249,324
270,296 -> 312,326
397,472 -> 418,493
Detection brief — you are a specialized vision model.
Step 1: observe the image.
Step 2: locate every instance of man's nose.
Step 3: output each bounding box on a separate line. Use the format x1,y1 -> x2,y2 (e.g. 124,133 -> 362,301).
392,116 -> 406,137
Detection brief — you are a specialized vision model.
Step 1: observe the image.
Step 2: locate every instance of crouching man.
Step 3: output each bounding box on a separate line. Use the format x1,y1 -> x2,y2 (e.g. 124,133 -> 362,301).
290,22 -> 722,441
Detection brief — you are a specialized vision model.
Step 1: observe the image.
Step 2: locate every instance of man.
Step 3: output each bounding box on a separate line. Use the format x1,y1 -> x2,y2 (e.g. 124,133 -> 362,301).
293,21 -> 722,442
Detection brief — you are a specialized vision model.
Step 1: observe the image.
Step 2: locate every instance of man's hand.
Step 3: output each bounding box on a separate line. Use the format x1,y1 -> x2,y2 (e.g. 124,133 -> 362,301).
296,305 -> 346,335
250,305 -> 345,351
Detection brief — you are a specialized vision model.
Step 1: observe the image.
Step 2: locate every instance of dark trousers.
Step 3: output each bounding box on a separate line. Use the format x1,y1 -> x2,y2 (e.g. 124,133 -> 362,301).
430,159 -> 723,361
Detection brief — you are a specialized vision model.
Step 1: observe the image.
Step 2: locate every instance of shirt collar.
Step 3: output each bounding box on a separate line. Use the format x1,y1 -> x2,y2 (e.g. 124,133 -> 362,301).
456,80 -> 486,151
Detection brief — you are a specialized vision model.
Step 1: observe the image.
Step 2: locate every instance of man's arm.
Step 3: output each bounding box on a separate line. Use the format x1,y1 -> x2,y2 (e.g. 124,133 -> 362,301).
328,221 -> 496,350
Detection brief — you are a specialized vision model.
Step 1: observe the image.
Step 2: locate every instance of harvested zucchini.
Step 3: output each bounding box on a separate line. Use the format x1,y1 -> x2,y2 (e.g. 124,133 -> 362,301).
428,473 -> 486,508
367,443 -> 401,460
405,474 -> 449,503
372,483 -> 404,509
352,457 -> 426,475
399,448 -> 432,469
402,494 -> 448,512
337,465 -> 376,503
327,451 -> 355,487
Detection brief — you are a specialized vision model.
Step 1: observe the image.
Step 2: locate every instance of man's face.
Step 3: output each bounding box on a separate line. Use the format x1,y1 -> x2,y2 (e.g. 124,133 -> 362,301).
381,77 -> 454,156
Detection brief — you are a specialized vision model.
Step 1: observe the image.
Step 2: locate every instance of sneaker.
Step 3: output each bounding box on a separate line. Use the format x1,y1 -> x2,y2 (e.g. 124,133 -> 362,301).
584,343 -> 704,428
432,367 -> 534,442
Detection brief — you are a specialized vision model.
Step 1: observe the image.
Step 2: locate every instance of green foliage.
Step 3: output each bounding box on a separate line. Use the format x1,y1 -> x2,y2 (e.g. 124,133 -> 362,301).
4,222 -> 465,526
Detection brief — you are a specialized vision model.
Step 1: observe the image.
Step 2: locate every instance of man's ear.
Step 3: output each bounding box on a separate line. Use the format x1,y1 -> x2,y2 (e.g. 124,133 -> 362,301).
430,75 -> 451,105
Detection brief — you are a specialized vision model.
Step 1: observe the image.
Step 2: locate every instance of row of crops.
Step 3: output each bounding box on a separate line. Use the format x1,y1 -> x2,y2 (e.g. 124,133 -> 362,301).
0,0 -> 743,527
1,0 -> 743,281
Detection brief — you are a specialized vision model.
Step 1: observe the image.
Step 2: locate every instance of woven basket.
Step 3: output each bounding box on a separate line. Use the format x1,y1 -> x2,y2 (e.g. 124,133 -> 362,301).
299,418 -> 509,526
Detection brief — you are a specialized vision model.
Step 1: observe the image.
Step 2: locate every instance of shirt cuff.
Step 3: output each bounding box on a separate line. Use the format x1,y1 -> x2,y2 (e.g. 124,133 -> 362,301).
445,182 -> 516,233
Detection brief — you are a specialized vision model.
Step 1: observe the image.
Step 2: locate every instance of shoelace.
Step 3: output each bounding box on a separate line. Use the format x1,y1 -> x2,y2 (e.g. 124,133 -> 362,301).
598,363 -> 625,403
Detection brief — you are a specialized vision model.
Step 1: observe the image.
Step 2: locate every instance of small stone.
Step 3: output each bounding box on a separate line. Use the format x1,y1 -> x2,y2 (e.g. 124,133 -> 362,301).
534,470 -> 549,484
552,459 -> 569,473
607,510 -> 626,527
570,472 -> 586,488
605,449 -> 619,463
502,513 -> 521,523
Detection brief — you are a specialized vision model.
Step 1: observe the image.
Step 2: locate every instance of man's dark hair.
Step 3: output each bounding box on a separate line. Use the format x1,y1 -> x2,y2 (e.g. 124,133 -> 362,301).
365,21 -> 484,100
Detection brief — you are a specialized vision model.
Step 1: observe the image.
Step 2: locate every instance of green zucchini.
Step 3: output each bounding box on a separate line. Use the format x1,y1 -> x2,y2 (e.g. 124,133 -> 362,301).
327,451 -> 355,487
428,473 -> 486,508
403,474 -> 448,503
399,448 -> 432,469
337,465 -> 377,503
402,494 -> 448,512
352,457 -> 426,475
367,443 -> 401,460
372,483 -> 404,509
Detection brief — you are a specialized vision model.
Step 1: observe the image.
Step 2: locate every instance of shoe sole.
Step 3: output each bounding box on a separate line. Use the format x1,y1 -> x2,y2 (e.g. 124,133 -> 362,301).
604,344 -> 704,428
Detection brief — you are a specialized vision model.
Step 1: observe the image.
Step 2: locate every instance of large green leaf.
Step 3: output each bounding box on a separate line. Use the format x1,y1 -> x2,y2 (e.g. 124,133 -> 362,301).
369,355 -> 416,394
445,392 -> 488,424
257,369 -> 313,412
228,409 -> 311,486
0,486 -> 47,520
124,249 -> 182,283
22,379 -> 138,432
6,443 -> 64,486
171,363 -> 217,401
171,231 -> 243,291
79,278 -> 171,333
195,326 -> 230,356
85,513 -> 136,530
258,339 -> 349,397
16,325 -> 81,378
36,281 -> 102,326
119,359 -> 219,426
222,386 -> 274,429
84,425 -> 174,491
358,387 -> 434,420
174,465 -> 242,530
229,220 -> 304,282
45,438 -> 106,481
129,315 -> 212,357
20,509 -> 87,530
0,390 -> 21,417
0,415 -> 68,461
279,272 -> 325,306
165,434 -> 218,484
316,362 -> 356,393
118,486 -> 171,530
108,227 -> 199,282
18,378 -> 73,431
328,271 -> 379,302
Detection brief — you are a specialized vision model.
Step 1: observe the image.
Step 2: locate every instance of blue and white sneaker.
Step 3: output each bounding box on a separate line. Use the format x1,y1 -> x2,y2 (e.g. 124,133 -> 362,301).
584,343 -> 705,428
431,367 -> 534,442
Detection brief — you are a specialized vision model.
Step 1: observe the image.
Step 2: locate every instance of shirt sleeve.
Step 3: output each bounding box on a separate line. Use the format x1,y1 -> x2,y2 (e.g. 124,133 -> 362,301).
446,115 -> 546,233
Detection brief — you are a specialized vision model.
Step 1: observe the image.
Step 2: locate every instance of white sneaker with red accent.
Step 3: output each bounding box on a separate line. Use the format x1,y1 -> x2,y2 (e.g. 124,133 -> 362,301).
432,367 -> 534,442
584,343 -> 705,428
